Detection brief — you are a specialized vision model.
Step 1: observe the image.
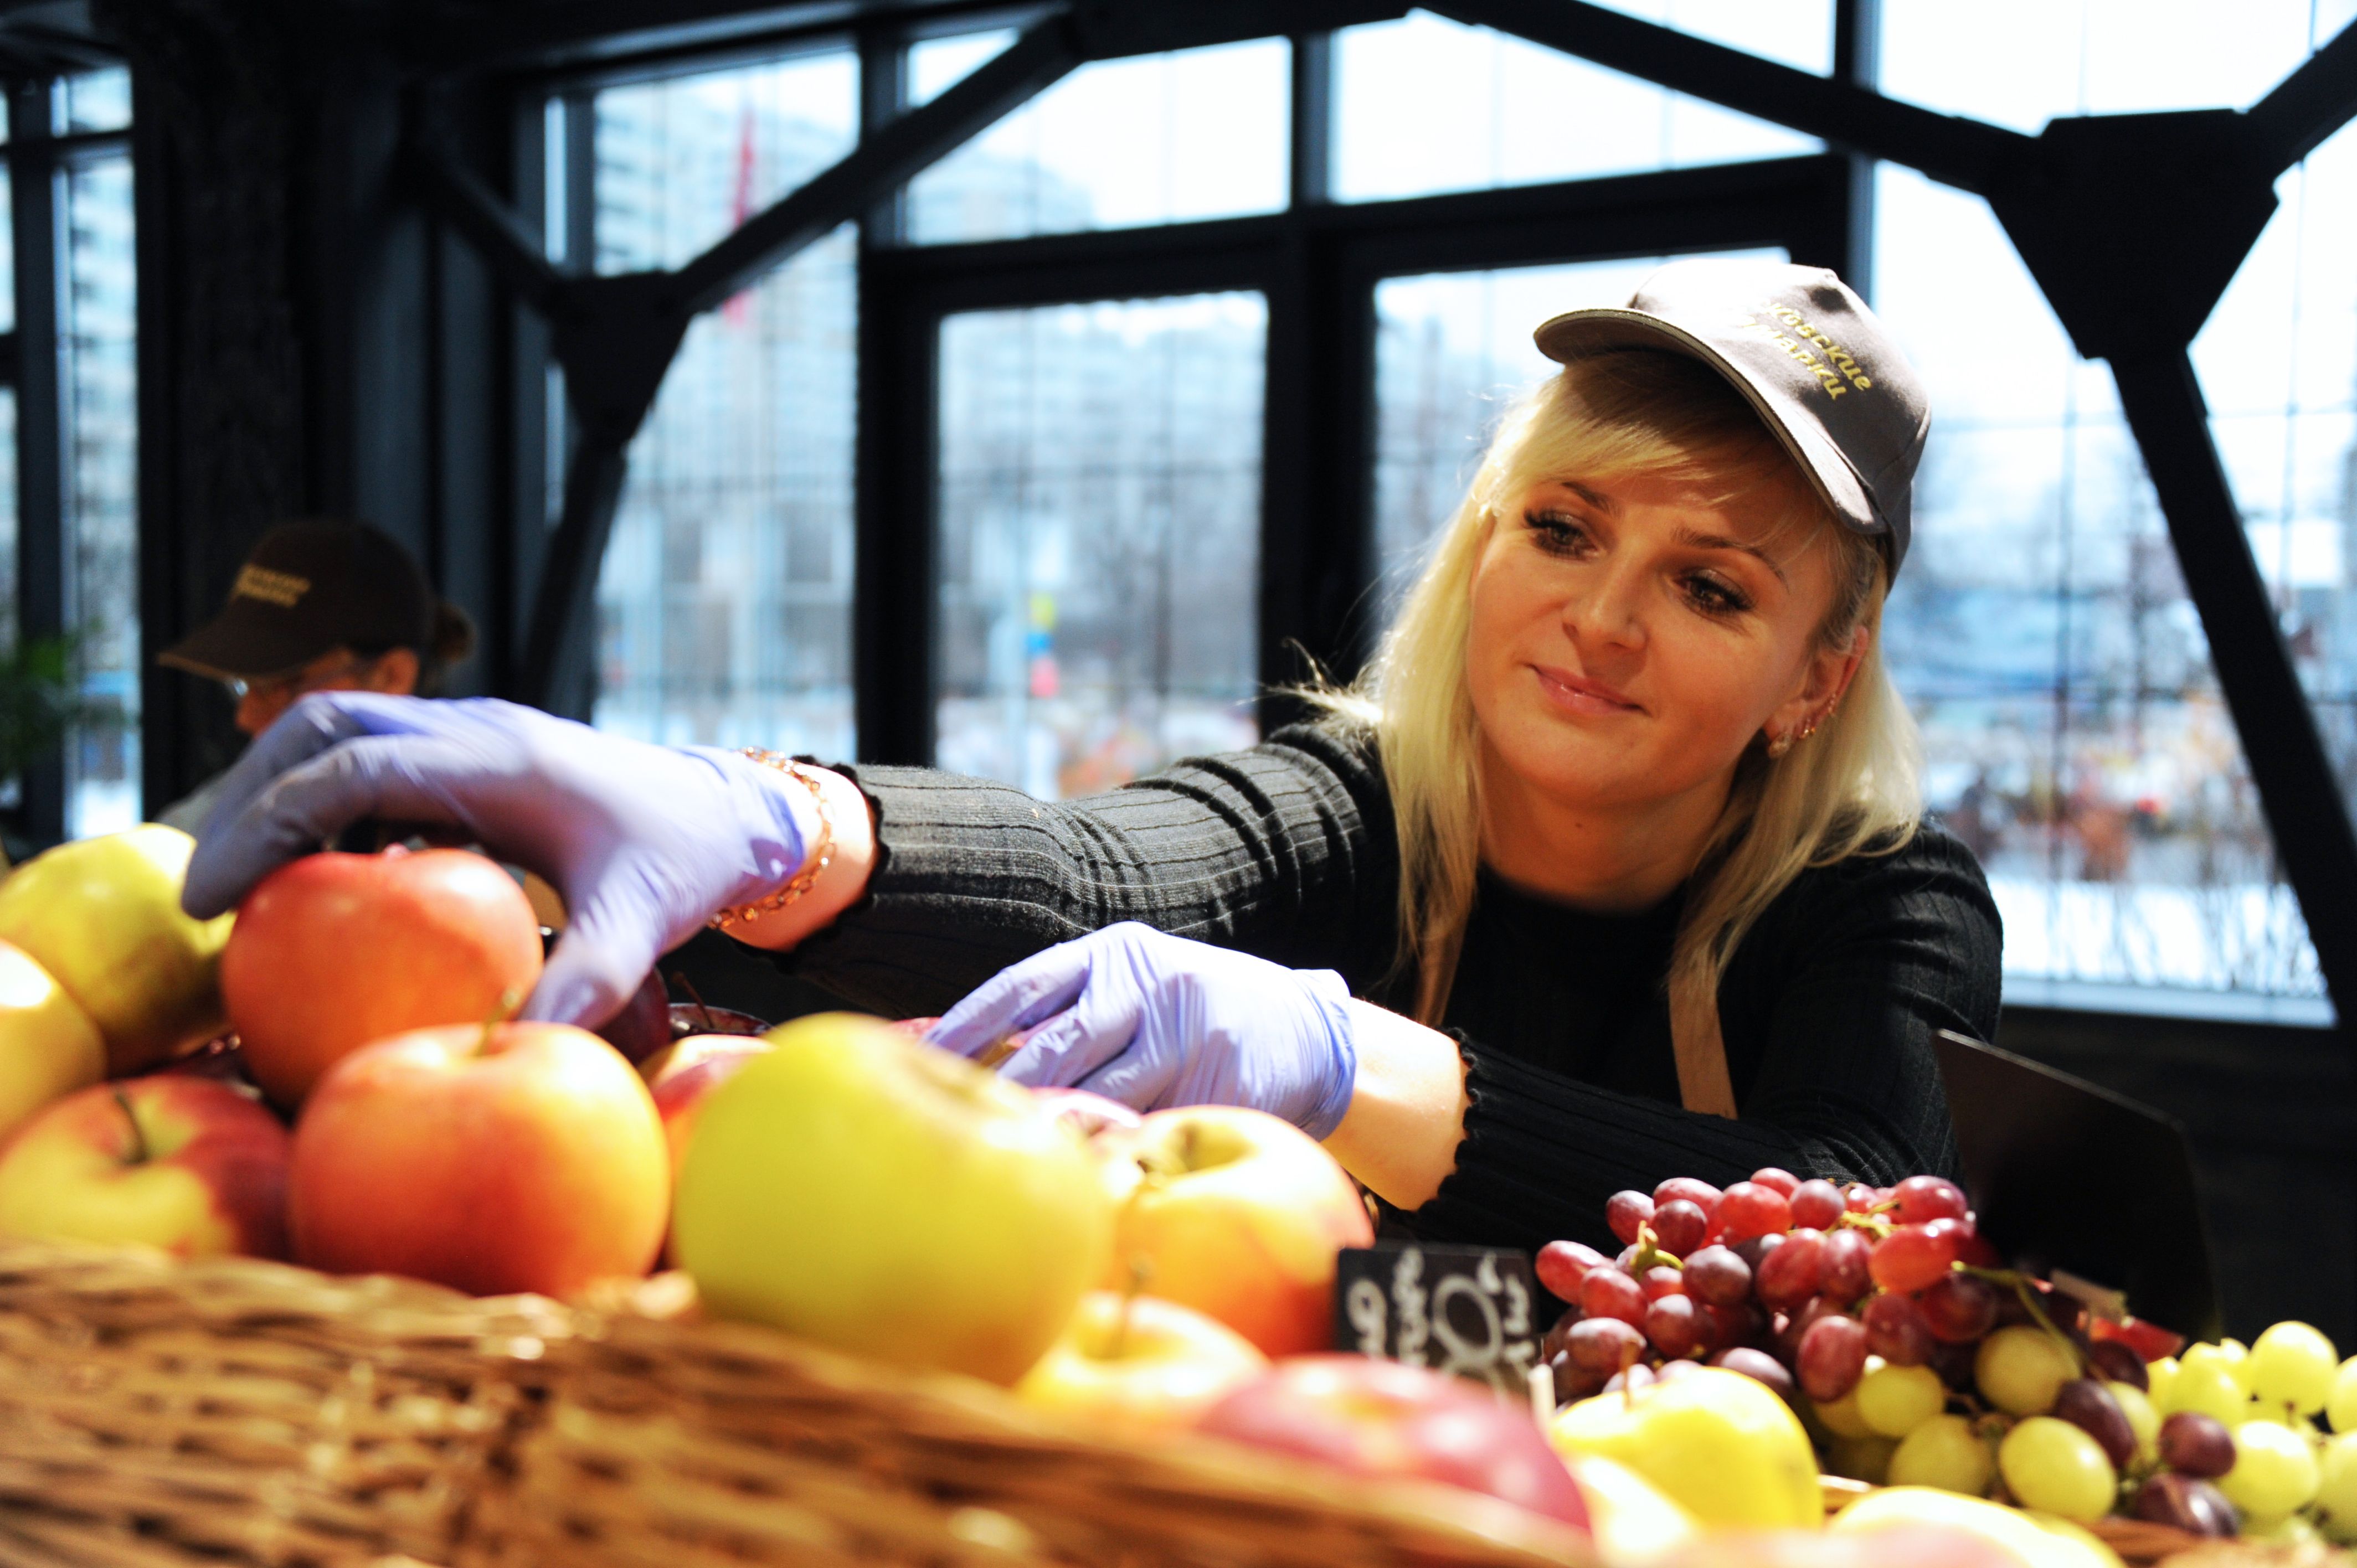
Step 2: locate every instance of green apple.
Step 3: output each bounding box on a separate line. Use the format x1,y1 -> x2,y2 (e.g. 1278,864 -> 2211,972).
0,939 -> 105,1138
0,826 -> 234,1075
1831,1486 -> 2123,1568
673,1012 -> 1113,1386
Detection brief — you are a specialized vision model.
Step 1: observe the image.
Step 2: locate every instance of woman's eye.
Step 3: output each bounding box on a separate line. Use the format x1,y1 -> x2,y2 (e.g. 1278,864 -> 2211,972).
1684,574 -> 1752,616
1526,511 -> 1592,556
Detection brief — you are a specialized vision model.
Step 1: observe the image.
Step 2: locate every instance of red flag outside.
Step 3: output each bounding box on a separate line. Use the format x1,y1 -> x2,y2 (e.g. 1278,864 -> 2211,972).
723,101 -> 756,327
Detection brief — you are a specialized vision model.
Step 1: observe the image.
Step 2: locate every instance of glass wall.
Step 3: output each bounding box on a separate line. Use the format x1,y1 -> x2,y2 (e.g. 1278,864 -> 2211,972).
588,50 -> 860,759
1874,0 -> 2354,1015
935,294 -> 1266,796
60,80 -> 137,838
1331,6 -> 1825,203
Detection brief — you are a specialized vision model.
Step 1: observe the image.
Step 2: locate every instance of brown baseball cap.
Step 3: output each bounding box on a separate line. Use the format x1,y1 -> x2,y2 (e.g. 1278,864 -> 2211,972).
158,520 -> 436,683
1532,259 -> 1930,575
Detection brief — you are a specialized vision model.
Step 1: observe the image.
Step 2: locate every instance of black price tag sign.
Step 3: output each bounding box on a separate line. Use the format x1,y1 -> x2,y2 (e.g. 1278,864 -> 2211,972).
1332,1241 -> 1542,1396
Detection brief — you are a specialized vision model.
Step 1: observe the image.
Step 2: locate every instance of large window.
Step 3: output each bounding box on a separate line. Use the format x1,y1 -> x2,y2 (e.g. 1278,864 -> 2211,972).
908,39 -> 1289,246
584,50 -> 860,759
935,294 -> 1266,795
1332,7 -> 1825,203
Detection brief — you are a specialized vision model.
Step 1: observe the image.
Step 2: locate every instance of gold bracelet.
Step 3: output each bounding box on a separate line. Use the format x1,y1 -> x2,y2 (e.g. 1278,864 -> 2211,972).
708,749 -> 837,932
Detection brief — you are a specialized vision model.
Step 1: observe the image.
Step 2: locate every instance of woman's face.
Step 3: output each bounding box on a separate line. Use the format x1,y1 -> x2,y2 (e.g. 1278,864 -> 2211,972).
1465,465 -> 1858,825
234,644 -> 420,737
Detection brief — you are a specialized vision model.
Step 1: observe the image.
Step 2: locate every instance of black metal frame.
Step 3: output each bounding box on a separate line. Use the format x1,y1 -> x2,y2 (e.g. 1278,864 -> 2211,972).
417,0 -> 2357,1021
3,84 -> 131,847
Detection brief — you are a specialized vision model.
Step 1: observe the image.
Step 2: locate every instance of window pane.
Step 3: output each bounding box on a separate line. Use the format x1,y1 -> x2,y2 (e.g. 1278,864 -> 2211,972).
909,29 -> 1016,107
936,294 -> 1266,796
1372,250 -> 1784,610
1883,0 -> 2355,132
908,40 -> 1288,245
1876,160 -> 2324,1012
594,48 -> 857,274
1334,10 -> 1824,204
63,153 -> 138,838
62,69 -> 131,136
589,65 -> 857,759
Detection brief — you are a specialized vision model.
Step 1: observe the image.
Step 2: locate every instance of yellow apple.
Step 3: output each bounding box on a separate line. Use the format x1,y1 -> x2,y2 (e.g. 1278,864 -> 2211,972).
0,826 -> 234,1074
0,1075 -> 289,1257
1016,1290 -> 1267,1427
673,1013 -> 1113,1386
1830,1487 -> 2126,1568
1549,1365 -> 1822,1529
1097,1106 -> 1373,1357
0,940 -> 105,1137
1559,1454 -> 1700,1565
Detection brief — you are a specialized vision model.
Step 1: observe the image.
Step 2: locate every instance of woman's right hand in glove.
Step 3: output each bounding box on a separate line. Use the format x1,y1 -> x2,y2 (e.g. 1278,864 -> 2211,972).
181,693 -> 872,1029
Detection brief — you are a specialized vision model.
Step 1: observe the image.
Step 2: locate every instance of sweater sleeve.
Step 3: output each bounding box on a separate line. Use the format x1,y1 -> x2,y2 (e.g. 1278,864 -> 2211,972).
775,724 -> 1401,1018
1401,829 -> 2002,1258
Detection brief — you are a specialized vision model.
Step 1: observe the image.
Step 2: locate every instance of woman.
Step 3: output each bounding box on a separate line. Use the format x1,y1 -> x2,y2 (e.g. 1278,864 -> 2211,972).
181,261 -> 1998,1256
156,519 -> 477,834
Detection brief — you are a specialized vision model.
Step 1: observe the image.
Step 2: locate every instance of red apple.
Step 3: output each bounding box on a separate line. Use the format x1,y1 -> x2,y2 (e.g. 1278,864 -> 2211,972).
641,1033 -> 777,1177
222,846 -> 544,1107
289,1020 -> 667,1297
1198,1354 -> 1592,1531
1098,1106 -> 1374,1356
0,1076 -> 290,1258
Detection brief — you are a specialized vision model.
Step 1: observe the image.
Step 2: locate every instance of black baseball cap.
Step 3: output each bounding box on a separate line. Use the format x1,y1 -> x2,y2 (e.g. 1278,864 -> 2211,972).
158,520 -> 436,683
1532,259 -> 1930,576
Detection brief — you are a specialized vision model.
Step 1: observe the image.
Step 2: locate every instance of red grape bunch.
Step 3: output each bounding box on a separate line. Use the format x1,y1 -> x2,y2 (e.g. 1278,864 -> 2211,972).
1536,1168 -> 2241,1535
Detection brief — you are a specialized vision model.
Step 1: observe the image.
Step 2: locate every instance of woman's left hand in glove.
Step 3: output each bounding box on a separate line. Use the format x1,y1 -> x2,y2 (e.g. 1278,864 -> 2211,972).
923,921 -> 1358,1139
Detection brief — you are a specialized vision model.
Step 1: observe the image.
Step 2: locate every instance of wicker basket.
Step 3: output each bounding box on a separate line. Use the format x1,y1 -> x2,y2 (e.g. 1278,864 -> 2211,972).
0,1242 -> 1593,1568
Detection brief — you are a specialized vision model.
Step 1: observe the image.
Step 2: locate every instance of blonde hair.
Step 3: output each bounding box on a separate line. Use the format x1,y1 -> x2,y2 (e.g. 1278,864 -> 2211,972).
1324,352 -> 1922,1112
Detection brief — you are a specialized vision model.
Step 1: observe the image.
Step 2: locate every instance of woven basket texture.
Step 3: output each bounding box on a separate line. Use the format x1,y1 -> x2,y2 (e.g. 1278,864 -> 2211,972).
0,1242 -> 1595,1568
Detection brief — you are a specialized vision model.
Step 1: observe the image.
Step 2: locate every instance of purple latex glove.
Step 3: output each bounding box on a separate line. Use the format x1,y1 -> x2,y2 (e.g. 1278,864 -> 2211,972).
925,922 -> 1358,1139
180,693 -> 815,1029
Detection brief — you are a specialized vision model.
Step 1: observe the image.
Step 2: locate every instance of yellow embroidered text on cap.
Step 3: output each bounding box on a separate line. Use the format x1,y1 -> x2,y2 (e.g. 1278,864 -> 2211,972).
231,564 -> 311,608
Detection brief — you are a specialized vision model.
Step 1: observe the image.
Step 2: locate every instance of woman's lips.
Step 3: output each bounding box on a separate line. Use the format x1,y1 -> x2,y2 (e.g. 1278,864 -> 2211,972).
1532,664 -> 1641,717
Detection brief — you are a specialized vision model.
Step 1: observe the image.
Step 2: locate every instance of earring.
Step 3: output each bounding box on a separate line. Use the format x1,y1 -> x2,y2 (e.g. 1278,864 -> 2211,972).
1767,729 -> 1794,759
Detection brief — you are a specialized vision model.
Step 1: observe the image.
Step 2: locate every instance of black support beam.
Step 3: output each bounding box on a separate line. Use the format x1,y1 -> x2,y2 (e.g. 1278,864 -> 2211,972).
2108,347 -> 2357,1022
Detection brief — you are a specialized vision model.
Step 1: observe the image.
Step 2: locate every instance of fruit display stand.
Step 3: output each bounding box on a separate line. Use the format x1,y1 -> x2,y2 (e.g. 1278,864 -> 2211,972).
0,1239 -> 1596,1568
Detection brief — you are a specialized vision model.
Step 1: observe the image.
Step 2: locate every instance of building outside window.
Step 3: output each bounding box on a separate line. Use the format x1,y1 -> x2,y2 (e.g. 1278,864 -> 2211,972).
584,50 -> 860,761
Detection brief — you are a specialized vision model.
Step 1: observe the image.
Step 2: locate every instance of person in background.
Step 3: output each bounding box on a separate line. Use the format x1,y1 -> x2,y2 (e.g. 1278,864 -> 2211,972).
155,520 -> 476,834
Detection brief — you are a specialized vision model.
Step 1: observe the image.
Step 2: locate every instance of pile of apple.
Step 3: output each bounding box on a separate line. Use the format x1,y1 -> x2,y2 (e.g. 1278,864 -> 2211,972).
0,832 -> 1612,1540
